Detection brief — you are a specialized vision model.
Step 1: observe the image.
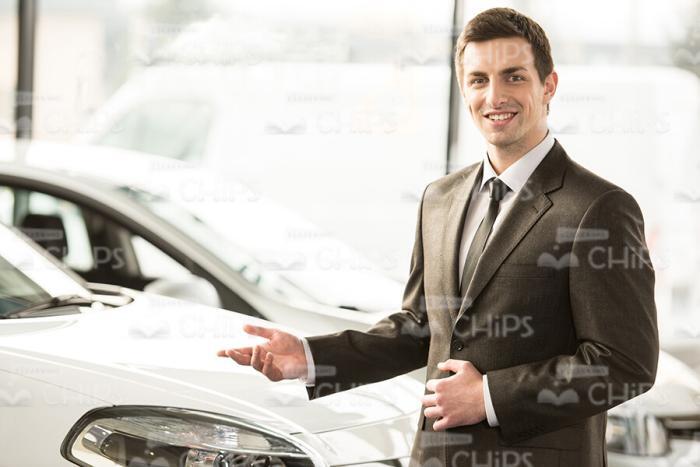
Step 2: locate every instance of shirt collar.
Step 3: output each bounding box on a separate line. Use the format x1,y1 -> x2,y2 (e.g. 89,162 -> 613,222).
479,130 -> 555,194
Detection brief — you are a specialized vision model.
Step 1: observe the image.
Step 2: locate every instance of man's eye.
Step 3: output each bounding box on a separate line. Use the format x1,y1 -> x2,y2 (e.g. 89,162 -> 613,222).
470,78 -> 486,85
509,75 -> 525,82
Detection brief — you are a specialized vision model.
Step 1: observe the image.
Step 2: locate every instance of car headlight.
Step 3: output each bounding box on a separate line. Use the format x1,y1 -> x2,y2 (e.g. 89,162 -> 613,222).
606,412 -> 669,456
61,406 -> 326,467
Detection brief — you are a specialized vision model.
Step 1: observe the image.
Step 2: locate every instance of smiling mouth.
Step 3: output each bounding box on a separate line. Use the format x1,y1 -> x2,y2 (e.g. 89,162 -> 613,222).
485,112 -> 517,122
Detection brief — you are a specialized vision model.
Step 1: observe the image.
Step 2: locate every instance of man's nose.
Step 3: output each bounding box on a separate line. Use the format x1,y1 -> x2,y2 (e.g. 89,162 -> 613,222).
485,81 -> 508,108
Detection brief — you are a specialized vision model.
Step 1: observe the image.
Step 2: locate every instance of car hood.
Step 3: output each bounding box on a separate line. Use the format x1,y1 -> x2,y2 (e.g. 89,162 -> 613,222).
0,291 -> 422,436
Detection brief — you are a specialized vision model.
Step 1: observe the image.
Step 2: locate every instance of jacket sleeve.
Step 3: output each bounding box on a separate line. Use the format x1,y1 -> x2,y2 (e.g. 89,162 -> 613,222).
486,189 -> 659,444
305,185 -> 432,399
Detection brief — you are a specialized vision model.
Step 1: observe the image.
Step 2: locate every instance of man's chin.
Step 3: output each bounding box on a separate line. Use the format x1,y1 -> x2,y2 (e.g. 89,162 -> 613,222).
484,133 -> 517,148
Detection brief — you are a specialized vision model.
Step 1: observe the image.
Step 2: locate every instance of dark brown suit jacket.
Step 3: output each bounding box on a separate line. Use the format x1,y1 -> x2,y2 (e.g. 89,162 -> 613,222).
305,140 -> 659,467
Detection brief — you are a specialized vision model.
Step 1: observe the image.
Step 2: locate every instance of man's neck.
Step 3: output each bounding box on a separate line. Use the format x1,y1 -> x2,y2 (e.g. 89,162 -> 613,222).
487,127 -> 548,175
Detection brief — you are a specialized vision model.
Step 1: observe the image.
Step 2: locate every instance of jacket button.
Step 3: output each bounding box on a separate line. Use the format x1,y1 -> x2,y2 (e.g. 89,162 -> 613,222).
451,338 -> 464,351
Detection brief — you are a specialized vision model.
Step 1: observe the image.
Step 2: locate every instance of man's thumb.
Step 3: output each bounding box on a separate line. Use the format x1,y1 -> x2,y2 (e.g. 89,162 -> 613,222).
243,324 -> 275,339
437,359 -> 460,373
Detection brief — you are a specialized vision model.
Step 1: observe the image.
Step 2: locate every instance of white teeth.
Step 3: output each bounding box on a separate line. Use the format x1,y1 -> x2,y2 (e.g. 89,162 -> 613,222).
488,113 -> 514,121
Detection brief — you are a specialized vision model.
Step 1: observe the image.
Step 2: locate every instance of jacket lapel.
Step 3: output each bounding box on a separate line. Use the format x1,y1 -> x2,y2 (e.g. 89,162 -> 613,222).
455,141 -> 569,323
442,163 -> 483,322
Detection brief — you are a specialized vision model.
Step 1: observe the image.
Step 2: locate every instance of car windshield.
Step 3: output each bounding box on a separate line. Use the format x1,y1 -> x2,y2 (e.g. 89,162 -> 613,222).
0,223 -> 91,317
0,255 -> 51,316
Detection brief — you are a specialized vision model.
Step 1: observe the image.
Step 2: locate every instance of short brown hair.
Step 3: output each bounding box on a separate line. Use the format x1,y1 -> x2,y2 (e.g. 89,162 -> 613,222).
455,8 -> 554,88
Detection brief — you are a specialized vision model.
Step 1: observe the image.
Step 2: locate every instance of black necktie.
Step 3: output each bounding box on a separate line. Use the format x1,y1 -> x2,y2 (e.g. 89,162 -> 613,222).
460,177 -> 509,297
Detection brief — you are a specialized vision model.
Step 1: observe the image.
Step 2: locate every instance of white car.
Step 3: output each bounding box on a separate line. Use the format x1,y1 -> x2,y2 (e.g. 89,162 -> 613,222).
605,351 -> 700,465
0,140 -> 404,335
0,221 -> 422,466
1,207 -> 699,465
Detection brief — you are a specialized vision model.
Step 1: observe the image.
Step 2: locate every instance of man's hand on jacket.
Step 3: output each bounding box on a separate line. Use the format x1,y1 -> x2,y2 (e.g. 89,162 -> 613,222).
422,359 -> 487,430
217,324 -> 308,382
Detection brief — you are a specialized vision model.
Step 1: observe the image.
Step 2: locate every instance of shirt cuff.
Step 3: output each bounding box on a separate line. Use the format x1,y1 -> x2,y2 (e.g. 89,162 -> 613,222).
483,374 -> 499,427
299,337 -> 316,387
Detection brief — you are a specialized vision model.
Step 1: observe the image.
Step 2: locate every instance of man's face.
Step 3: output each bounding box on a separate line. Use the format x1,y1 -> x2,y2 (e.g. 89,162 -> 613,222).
461,37 -> 556,150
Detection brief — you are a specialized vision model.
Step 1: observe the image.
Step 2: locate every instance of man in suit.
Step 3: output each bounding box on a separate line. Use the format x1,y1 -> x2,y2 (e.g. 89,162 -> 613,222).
218,7 -> 658,467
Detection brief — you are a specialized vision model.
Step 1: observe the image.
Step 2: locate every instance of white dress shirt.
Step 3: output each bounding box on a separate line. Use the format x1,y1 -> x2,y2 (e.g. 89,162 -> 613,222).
301,131 -> 556,428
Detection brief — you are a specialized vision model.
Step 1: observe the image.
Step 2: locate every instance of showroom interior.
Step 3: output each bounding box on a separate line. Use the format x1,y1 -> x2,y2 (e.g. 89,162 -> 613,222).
1,0 -> 699,466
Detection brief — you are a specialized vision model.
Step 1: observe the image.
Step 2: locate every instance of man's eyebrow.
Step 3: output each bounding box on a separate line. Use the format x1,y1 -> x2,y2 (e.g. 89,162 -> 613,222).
466,67 -> 528,77
500,66 -> 528,75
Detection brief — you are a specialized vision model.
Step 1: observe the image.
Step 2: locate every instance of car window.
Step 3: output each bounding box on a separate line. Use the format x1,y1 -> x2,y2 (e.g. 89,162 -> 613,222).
96,100 -> 213,162
117,186 -> 321,304
130,234 -> 191,280
0,187 -> 95,272
10,188 -> 189,287
0,183 -> 229,308
24,191 -> 95,272
0,186 -> 13,225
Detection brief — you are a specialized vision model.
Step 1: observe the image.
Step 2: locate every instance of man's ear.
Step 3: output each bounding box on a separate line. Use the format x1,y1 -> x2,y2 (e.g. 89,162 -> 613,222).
544,70 -> 558,106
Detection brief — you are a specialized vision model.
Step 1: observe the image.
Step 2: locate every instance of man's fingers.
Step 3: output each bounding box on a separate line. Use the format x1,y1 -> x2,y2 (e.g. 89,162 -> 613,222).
218,349 -> 252,366
421,394 -> 438,407
243,324 -> 276,340
423,406 -> 442,419
217,346 -> 252,357
251,346 -> 264,371
437,359 -> 464,373
220,346 -> 281,380
262,353 -> 283,381
261,352 -> 273,378
425,379 -> 439,392
432,417 -> 451,431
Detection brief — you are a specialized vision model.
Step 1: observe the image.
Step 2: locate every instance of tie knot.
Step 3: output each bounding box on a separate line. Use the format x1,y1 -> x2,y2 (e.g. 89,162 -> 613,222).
489,178 -> 509,201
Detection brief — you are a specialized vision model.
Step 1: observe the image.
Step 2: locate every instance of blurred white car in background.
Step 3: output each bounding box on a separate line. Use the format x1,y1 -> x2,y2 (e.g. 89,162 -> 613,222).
77,60 -> 445,282
0,140 -> 404,335
605,351 -> 700,465
0,221 -> 422,466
